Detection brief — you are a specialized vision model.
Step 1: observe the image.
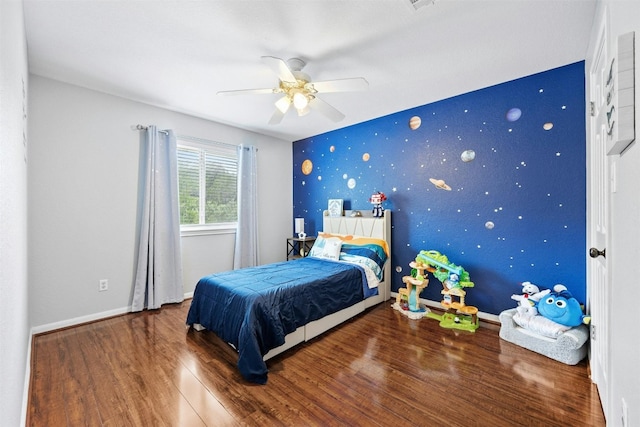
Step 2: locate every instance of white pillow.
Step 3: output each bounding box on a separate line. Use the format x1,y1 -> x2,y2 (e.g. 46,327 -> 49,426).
512,312 -> 571,339
320,237 -> 342,260
308,235 -> 327,258
308,236 -> 342,260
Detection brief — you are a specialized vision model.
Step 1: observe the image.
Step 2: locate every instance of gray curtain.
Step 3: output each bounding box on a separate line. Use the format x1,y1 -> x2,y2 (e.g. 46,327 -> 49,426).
234,144 -> 259,269
132,126 -> 184,311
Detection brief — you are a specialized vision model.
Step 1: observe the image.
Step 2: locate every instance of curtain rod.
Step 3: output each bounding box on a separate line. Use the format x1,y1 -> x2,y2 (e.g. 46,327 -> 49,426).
132,124 -> 168,135
132,124 -> 254,151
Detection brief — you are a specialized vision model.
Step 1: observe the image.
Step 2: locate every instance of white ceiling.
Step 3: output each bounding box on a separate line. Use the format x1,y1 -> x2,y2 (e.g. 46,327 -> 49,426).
23,0 -> 597,142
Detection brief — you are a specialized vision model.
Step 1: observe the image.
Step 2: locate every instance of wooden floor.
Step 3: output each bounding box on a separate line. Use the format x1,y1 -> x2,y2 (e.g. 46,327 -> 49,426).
28,300 -> 605,426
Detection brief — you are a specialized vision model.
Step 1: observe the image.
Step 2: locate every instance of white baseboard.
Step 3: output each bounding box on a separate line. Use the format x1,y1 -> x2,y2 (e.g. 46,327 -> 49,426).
32,292 -> 194,335
31,305 -> 132,335
389,291 -> 500,324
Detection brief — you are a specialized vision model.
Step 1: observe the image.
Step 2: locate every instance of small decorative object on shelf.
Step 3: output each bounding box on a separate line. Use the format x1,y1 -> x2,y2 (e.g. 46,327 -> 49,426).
286,236 -> 316,261
327,199 -> 343,217
369,191 -> 387,217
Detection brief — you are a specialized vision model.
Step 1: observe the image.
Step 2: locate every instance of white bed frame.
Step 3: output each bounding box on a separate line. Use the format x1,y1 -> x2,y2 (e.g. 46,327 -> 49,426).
263,210 -> 391,360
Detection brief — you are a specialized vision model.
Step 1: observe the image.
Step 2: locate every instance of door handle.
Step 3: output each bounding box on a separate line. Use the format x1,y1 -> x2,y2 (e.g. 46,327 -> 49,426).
589,247 -> 606,259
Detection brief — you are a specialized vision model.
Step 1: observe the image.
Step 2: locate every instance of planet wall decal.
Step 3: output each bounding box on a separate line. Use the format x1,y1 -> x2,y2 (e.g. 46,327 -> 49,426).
543,122 -> 554,131
429,178 -> 452,191
409,116 -> 422,130
461,149 -> 476,162
362,153 -> 370,161
506,108 -> 522,122
301,159 -> 313,175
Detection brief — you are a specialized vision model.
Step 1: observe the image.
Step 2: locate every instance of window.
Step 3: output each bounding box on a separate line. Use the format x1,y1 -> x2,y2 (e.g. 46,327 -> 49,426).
176,136 -> 238,234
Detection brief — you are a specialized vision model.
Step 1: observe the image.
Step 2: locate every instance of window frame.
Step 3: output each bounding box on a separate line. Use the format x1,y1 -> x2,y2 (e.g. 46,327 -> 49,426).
176,136 -> 238,237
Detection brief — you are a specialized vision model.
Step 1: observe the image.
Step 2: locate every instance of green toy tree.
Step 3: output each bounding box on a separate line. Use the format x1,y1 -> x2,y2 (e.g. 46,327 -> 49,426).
415,250 -> 473,288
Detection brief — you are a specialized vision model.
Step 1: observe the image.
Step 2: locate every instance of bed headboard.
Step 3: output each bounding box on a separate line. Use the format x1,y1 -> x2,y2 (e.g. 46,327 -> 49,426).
322,210 -> 392,302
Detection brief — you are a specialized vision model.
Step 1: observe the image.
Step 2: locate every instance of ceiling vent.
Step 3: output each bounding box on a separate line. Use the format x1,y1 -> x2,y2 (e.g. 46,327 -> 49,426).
408,0 -> 436,11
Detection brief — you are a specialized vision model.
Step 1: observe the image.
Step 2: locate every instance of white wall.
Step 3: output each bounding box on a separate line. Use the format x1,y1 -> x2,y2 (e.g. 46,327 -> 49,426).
28,76 -> 292,330
588,1 -> 640,425
0,1 -> 30,425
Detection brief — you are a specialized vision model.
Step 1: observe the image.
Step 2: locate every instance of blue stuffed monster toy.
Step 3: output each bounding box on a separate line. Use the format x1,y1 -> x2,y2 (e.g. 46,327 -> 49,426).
536,284 -> 591,327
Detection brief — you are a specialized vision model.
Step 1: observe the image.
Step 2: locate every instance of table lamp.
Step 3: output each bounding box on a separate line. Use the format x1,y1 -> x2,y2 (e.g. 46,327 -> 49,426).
295,217 -> 306,239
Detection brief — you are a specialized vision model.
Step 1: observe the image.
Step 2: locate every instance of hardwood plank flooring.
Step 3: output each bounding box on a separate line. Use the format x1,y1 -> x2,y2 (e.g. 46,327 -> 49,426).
28,300 -> 605,426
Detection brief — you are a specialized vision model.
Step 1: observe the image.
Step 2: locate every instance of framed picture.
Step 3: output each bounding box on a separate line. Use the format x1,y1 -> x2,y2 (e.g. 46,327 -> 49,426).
327,199 -> 343,217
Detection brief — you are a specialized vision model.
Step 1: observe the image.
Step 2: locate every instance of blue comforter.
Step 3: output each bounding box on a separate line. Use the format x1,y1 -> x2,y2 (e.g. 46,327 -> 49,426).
186,257 -> 375,384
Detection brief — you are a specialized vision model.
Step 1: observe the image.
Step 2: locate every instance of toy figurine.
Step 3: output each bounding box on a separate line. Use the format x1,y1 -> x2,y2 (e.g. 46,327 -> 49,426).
444,272 -> 461,290
369,191 -> 387,217
510,281 -> 550,308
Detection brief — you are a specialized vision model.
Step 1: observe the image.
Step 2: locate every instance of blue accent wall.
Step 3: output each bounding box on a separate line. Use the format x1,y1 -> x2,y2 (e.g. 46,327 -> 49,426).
293,62 -> 586,315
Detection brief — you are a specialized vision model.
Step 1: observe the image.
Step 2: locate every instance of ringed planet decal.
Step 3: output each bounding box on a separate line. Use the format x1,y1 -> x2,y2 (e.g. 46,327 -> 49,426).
429,178 -> 452,191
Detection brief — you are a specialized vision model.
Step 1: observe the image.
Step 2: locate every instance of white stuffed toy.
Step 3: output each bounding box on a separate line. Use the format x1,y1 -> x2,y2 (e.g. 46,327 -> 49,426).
511,281 -> 550,311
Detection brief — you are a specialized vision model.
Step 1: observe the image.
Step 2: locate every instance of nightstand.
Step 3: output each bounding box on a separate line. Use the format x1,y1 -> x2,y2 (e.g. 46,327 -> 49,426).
286,236 -> 316,260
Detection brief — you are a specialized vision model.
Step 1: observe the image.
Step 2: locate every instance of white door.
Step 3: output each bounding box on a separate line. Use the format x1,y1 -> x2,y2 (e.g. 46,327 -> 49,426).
587,15 -> 611,421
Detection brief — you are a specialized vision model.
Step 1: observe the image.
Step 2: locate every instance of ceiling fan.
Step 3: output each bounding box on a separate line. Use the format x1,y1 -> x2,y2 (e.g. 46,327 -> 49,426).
217,56 -> 369,125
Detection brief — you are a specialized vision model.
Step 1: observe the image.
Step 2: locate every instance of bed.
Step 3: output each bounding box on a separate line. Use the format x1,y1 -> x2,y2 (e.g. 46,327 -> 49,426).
186,210 -> 391,384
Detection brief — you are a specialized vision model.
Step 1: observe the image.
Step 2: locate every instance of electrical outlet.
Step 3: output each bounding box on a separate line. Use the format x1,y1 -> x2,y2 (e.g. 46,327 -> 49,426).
99,279 -> 109,292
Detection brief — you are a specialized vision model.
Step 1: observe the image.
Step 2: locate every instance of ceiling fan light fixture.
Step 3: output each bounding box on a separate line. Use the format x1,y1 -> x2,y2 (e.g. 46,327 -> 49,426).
219,56 -> 367,124
274,96 -> 291,114
292,91 -> 309,110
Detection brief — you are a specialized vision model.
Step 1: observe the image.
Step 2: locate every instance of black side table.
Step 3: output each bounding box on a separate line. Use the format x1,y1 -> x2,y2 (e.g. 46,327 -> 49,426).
286,236 -> 317,260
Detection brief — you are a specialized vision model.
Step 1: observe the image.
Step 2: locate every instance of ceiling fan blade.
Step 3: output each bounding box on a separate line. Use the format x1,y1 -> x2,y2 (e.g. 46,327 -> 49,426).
269,96 -> 291,125
297,105 -> 311,117
269,109 -> 286,125
308,78 -> 369,93
261,56 -> 297,84
308,97 -> 345,122
217,88 -> 276,96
